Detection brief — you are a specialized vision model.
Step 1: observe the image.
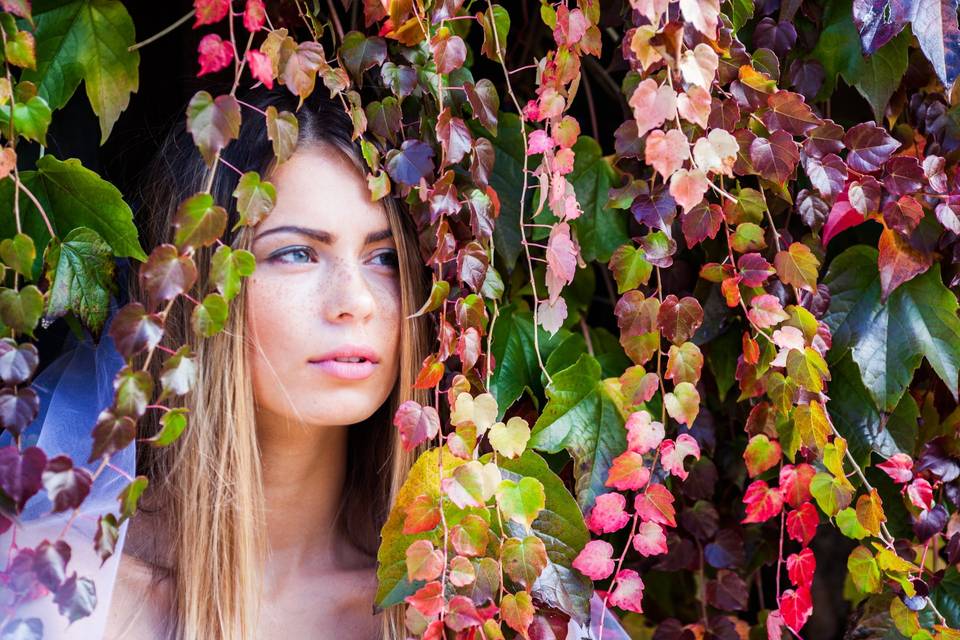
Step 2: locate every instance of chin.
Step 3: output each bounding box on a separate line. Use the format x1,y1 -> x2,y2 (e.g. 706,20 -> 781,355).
301,386 -> 393,426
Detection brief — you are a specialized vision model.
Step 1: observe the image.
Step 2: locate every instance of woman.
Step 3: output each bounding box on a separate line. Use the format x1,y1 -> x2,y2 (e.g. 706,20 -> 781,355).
102,84 -> 434,639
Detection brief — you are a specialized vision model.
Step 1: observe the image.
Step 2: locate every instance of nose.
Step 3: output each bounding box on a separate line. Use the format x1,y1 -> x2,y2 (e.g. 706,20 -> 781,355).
322,257 -> 377,323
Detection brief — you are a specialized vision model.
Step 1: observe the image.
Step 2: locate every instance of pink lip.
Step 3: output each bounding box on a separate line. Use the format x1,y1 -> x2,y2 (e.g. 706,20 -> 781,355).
309,359 -> 377,380
308,344 -> 380,380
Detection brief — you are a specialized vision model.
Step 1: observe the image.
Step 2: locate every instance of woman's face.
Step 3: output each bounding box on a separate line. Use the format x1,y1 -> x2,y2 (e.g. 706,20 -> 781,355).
245,144 -> 402,428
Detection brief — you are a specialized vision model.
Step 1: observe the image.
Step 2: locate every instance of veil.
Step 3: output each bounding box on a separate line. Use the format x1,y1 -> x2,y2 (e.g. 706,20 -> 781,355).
0,260 -> 134,639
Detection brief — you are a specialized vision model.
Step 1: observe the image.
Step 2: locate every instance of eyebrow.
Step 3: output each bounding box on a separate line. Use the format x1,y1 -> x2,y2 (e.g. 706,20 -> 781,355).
252,225 -> 393,247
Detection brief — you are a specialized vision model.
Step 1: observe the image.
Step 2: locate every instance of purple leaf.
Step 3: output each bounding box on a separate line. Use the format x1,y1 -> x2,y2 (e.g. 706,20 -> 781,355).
385,139 -> 435,187
853,0 -> 910,53
910,0 -> 960,88
0,339 -> 38,385
54,573 -> 97,623
754,18 -> 798,58
803,152 -> 847,202
631,187 -> 678,238
33,539 -> 71,591
844,122 -> 901,172
42,456 -> 93,513
883,156 -> 927,195
0,386 -> 39,437
0,445 -> 46,511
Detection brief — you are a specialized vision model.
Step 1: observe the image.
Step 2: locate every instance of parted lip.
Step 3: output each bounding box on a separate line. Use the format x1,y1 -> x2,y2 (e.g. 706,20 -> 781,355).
309,344 -> 381,364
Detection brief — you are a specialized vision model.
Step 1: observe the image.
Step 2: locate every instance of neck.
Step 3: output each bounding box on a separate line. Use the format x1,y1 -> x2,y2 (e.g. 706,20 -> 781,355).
256,406 -> 351,584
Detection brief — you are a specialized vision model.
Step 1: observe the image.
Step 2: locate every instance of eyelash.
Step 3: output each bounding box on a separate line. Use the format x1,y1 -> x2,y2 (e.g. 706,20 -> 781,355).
267,246 -> 399,268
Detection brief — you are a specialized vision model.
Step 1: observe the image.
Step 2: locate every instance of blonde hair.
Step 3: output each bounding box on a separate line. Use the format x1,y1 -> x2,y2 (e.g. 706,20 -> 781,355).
128,85 -> 434,639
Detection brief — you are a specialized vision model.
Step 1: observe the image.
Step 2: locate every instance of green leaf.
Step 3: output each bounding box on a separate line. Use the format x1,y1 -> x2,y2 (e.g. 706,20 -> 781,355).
535,136 -> 629,263
726,0 -> 755,33
931,567 -> 960,628
210,245 -> 255,302
186,91 -> 241,168
0,233 -> 36,279
529,353 -> 628,511
855,29 -> 909,123
0,155 -> 146,268
479,4 -> 510,62
173,193 -> 227,252
495,477 -> 545,532
147,407 -> 188,447
0,94 -> 51,144
375,446 -> 471,610
810,0 -> 865,98
117,475 -> 147,522
810,470 -> 854,516
609,243 -> 653,293
232,171 -> 276,229
20,0 -> 139,143
489,303 -> 567,420
0,285 -> 43,336
823,246 -> 960,411
847,546 -> 882,594
836,507 -> 869,539
43,226 -> 115,334
827,353 -> 918,467
191,292 -> 228,337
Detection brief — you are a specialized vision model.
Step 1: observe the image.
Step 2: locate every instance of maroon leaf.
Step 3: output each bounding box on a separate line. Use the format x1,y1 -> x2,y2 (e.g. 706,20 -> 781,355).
763,91 -> 822,136
844,122 -> 901,173
140,244 -> 198,309
803,119 -> 845,159
42,456 -> 93,514
882,195 -> 925,234
464,79 -> 499,136
738,253 -> 776,286
88,409 -> 137,463
882,156 -> 927,195
706,569 -> 749,610
657,295 -> 704,345
681,203 -> 724,248
750,130 -> 800,183
853,0 -> 910,53
457,241 -> 488,291
431,32 -> 466,74
0,445 -> 46,511
754,18 -> 798,57
108,303 -> 164,360
338,31 -> 387,81
787,59 -> 825,101
0,386 -> 39,437
708,99 -> 741,131
437,108 -> 472,167
878,226 -> 933,300
803,152 -> 847,202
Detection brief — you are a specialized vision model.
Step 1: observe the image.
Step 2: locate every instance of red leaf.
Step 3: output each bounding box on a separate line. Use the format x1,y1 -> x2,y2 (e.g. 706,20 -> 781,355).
780,464 -> 816,507
197,33 -> 235,77
764,91 -> 823,135
786,548 -> 816,588
877,226 -> 933,301
681,203 -> 724,248
778,586 -> 813,632
876,453 -> 913,484
635,483 -> 677,527
749,130 -> 799,183
822,188 -> 865,247
881,195 -> 924,235
405,580 -> 444,617
786,501 -> 819,546
738,253 -> 775,286
741,479 -> 783,524
606,450 -> 651,491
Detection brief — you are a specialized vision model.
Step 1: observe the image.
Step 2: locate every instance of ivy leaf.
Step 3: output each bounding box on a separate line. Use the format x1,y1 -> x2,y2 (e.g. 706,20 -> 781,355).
877,226 -> 932,299
0,445 -> 46,511
853,0 -> 910,53
209,245 -> 255,302
375,446 -> 470,610
811,0 -> 866,97
910,0 -> 960,88
173,193 -> 227,252
657,295 -> 704,345
844,122 -> 900,173
609,243 -> 652,293
0,338 -> 39,385
186,91 -> 241,168
0,94 -> 51,145
88,408 -> 136,461
763,91 -> 823,135
749,129 -> 800,183
159,346 -> 198,401
463,79 -> 499,137
265,106 -> 298,164
385,139 -> 435,187
774,242 -> 820,292
823,246 -> 960,411
393,400 -> 440,451
19,0 -> 138,143
338,31 -> 386,82
489,304 -> 567,420
0,233 -> 36,280
479,4 -> 510,62
855,29 -> 909,122
146,407 -> 188,447
138,243 -> 196,311
0,285 -> 43,337
744,434 -> 783,477
191,292 -> 228,337
495,477 -> 545,532
232,171 -> 276,228
529,353 -> 628,511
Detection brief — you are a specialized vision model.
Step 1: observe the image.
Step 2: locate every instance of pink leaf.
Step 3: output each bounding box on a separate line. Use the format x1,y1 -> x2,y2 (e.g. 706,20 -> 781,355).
587,492 -> 631,534
629,79 -> 677,137
660,434 -> 701,480
197,34 -> 235,77
669,168 -> 709,213
608,569 -> 646,613
193,0 -> 229,27
632,521 -> 668,557
243,0 -> 265,31
528,129 -> 555,155
606,451 -> 651,491
537,297 -> 568,335
822,187 -> 865,247
573,540 -> 616,580
626,410 -> 664,454
634,483 -> 677,527
748,294 -> 790,329
767,609 -> 785,640
876,453 -> 913,484
677,85 -> 712,128
245,50 -> 273,89
645,129 -> 688,180
907,477 -> 934,510
545,222 -> 578,302
393,400 -> 440,451
741,479 -> 784,524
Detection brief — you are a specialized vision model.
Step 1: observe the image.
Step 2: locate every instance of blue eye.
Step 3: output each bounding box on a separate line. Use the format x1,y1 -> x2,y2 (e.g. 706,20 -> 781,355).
269,246 -> 314,264
373,250 -> 399,269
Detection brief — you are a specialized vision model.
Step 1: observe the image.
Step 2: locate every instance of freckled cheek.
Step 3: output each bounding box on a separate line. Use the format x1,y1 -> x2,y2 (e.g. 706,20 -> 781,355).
245,275 -> 308,370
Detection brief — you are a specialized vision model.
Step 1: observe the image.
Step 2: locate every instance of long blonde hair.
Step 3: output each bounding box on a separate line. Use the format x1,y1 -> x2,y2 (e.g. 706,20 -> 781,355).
128,84 -> 433,639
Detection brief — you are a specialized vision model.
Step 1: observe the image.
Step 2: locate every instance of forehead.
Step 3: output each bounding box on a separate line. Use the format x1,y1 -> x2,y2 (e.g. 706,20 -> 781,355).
257,144 -> 387,233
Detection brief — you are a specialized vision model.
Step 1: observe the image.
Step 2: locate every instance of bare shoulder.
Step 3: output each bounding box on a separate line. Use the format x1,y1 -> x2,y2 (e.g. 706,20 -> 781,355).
103,552 -> 173,640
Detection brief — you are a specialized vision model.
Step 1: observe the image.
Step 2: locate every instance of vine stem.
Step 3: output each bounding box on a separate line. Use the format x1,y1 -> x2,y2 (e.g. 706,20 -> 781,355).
485,0 -> 552,387
128,9 -> 195,51
14,179 -> 56,238
1,29 -> 22,240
